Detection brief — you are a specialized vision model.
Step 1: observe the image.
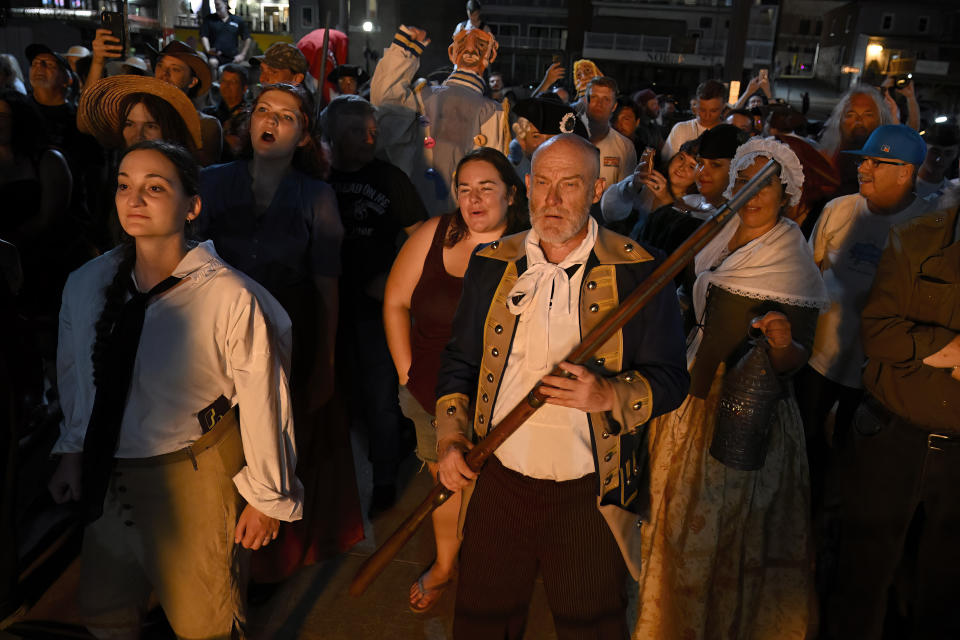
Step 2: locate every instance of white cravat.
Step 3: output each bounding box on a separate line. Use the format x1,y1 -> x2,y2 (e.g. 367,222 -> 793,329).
506,217 -> 598,370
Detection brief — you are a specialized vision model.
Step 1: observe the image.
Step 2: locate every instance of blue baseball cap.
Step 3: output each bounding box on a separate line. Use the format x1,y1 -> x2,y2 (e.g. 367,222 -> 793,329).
841,124 -> 926,166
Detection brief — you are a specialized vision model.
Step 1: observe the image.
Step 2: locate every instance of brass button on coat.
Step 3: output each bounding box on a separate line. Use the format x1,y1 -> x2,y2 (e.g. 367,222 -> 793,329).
487,373 -> 495,382
589,303 -> 599,313
491,347 -> 499,357
632,401 -> 643,411
494,324 -> 503,334
446,406 -> 456,416
587,280 -> 597,290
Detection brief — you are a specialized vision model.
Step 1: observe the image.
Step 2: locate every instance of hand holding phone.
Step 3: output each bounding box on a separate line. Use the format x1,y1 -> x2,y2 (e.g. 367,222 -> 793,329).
637,147 -> 655,177
92,27 -> 124,63
630,148 -> 656,193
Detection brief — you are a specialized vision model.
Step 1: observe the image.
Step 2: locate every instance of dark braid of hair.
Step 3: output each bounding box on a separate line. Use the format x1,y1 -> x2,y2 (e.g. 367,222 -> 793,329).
91,242 -> 136,388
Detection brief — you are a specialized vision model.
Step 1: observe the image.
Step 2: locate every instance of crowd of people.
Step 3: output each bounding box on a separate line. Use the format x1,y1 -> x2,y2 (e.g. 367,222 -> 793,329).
2,2 -> 959,638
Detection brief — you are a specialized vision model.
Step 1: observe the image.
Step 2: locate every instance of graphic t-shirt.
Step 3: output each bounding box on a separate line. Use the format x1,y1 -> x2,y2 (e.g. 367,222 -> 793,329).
327,159 -> 428,294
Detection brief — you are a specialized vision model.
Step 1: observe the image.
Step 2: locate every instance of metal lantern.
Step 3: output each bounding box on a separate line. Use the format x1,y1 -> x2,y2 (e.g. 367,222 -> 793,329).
710,331 -> 783,471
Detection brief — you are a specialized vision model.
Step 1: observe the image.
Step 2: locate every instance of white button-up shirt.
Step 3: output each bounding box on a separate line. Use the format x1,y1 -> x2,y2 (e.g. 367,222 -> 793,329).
54,241 -> 303,521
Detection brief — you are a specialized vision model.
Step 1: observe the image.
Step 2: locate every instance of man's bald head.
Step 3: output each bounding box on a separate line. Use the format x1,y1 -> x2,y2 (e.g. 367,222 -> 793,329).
532,133 -> 601,183
526,133 -> 603,256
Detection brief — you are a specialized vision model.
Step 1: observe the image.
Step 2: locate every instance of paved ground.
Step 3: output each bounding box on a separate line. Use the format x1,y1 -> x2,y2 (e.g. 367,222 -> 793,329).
244,432 -> 565,640
3,427 -> 584,639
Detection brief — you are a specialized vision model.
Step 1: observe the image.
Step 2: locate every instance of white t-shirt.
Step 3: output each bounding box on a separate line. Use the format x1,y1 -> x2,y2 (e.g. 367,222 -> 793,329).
662,118 -> 708,160
54,240 -> 303,521
808,194 -> 932,388
593,127 -> 637,194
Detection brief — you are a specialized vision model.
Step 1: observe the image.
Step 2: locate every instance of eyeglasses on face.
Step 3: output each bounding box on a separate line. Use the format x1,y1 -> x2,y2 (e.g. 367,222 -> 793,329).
856,157 -> 908,169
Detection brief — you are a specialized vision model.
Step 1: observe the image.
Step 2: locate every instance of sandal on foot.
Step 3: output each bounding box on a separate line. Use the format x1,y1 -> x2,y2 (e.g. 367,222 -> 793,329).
408,567 -> 454,614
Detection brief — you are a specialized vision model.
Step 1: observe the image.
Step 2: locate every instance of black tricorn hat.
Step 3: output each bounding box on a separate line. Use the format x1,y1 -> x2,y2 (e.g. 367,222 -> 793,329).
327,64 -> 369,85
513,97 -> 588,138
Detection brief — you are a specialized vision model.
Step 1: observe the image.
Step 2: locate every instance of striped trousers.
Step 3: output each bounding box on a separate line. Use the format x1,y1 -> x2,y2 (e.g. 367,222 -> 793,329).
454,456 -> 629,640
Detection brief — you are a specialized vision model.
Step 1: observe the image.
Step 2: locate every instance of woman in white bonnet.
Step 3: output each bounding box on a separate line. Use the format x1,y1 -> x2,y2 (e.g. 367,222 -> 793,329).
635,137 -> 828,639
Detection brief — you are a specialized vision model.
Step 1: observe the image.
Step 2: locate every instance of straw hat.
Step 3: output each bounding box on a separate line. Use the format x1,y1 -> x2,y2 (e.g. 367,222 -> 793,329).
77,75 -> 203,150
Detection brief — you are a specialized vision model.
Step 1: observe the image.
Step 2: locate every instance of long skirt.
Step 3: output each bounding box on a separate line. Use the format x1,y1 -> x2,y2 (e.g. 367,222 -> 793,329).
250,284 -> 365,583
634,368 -> 816,639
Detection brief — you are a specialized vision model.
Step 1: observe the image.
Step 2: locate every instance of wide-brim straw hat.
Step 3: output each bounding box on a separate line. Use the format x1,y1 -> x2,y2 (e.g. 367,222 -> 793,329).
77,75 -> 203,150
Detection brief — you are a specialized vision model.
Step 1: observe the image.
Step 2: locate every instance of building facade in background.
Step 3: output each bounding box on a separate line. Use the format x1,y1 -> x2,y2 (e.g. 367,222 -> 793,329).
815,0 -> 960,113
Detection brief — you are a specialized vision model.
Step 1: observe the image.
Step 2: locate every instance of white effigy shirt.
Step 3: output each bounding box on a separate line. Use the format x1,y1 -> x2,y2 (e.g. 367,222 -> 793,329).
53,240 -> 303,521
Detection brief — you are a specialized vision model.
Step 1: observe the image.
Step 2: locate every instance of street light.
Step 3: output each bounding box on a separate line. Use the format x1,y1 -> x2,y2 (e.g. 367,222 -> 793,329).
866,44 -> 883,57
362,20 -> 374,32
935,115 -> 948,124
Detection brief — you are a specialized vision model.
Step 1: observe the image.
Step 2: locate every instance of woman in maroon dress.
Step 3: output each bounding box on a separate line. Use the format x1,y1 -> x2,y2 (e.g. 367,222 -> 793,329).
383,148 -> 528,612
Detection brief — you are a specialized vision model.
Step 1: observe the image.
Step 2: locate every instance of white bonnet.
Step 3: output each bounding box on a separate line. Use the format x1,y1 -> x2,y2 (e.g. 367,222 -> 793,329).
722,136 -> 804,208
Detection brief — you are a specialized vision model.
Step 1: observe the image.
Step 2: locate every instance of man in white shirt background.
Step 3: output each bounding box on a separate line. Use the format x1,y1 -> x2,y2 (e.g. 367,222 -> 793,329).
582,76 -> 636,193
661,79 -> 725,160
797,124 -> 931,508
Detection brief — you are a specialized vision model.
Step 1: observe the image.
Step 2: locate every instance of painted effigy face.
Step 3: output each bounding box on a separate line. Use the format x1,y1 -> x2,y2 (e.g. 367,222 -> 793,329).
448,27 -> 498,74
573,59 -> 601,94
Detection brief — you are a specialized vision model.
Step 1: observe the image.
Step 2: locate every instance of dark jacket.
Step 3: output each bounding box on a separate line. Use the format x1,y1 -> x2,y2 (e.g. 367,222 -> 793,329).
862,206 -> 960,432
435,226 -> 689,579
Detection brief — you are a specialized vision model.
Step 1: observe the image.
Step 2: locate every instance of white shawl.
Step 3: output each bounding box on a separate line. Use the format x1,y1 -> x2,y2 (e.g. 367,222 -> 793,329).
688,215 -> 828,362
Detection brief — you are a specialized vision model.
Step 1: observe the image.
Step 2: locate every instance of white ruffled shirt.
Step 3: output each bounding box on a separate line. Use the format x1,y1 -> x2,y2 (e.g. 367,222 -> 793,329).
492,218 -> 598,481
54,241 -> 303,521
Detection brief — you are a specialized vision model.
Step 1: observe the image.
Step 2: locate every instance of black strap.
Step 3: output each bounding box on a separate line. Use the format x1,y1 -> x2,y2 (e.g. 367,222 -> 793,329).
81,274 -> 182,522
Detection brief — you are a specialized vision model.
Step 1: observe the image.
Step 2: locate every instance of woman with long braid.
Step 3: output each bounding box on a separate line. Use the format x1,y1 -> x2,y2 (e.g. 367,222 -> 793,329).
47,140 -> 302,638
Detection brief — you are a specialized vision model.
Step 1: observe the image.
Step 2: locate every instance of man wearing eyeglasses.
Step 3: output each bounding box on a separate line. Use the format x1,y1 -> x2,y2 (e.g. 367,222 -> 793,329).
797,125 -> 931,509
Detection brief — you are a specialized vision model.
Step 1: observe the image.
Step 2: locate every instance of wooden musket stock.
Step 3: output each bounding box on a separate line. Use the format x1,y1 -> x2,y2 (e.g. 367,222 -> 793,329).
349,159 -> 781,597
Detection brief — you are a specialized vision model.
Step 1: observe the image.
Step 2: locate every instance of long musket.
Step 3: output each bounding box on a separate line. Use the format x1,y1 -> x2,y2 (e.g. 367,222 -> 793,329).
349,159 -> 781,597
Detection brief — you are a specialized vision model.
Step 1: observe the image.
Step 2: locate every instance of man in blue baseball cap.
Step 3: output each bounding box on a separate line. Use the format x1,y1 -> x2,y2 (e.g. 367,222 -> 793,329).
797,123 -> 933,527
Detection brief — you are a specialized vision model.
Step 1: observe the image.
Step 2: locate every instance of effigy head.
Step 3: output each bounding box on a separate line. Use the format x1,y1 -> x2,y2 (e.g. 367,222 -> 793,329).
448,27 -> 498,74
573,59 -> 602,95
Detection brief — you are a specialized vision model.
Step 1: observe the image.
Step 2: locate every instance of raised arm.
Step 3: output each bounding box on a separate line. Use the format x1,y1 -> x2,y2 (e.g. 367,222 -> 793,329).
84,28 -> 123,92
370,25 -> 430,112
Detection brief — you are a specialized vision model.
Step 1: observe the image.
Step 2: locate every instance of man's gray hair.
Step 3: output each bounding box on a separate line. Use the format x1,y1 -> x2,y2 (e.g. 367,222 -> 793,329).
817,85 -> 894,157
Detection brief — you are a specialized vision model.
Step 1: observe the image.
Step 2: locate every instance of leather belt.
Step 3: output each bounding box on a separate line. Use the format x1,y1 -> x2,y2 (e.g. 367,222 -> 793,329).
116,407 -> 240,469
863,394 -> 960,450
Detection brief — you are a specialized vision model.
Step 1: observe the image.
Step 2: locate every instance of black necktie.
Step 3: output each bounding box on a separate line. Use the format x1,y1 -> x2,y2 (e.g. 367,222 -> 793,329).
81,274 -> 182,522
